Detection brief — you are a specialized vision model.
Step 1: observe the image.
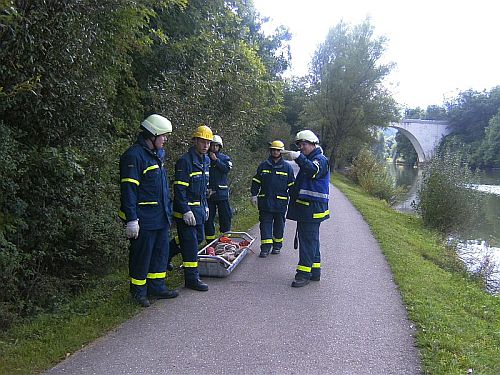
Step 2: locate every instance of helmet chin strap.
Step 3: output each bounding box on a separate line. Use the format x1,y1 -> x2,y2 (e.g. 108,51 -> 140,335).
144,136 -> 157,150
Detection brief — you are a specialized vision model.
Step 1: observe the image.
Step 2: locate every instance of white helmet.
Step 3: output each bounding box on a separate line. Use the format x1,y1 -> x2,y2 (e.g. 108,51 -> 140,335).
141,114 -> 172,136
212,134 -> 223,148
295,130 -> 319,144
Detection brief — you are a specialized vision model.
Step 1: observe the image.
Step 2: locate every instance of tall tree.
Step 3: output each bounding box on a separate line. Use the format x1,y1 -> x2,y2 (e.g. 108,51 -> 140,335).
305,19 -> 398,167
478,109 -> 500,168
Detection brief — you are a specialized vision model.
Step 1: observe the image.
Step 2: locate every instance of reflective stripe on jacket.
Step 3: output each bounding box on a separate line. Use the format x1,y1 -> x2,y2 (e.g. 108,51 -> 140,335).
173,147 -> 210,225
287,147 -> 330,222
251,156 -> 295,213
119,135 -> 172,230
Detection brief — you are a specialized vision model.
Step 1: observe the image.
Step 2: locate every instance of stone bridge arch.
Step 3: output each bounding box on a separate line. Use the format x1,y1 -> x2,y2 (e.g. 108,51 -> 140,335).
389,119 -> 451,163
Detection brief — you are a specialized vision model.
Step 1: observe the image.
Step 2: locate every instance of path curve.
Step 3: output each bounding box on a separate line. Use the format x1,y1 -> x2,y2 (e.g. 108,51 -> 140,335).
46,183 -> 421,375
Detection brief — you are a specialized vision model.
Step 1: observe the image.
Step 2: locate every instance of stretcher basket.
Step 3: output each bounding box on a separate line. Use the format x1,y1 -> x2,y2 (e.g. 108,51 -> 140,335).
197,231 -> 254,277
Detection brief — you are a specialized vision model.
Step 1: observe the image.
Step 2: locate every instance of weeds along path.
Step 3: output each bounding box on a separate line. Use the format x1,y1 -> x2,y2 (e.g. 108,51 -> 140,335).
46,184 -> 420,374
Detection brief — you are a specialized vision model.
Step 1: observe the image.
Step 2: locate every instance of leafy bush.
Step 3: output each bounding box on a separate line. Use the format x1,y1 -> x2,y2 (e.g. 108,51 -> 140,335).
414,150 -> 484,234
348,148 -> 403,204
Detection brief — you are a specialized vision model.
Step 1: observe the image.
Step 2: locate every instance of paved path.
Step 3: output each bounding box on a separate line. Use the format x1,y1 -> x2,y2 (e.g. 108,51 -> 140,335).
46,184 -> 421,375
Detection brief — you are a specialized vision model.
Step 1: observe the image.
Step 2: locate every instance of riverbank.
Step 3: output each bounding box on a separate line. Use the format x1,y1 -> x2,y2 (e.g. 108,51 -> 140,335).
332,173 -> 499,374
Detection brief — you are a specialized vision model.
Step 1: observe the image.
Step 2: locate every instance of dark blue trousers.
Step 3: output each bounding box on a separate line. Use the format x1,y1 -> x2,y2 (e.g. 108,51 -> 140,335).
296,221 -> 321,279
170,219 -> 205,282
259,210 -> 286,252
205,199 -> 232,240
129,227 -> 170,298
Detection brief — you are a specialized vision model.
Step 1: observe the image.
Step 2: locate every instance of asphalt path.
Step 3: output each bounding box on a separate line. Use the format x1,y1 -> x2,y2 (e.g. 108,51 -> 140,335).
46,182 -> 421,375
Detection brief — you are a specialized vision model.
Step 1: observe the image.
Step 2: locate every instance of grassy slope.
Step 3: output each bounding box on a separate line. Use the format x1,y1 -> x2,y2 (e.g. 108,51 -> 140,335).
332,173 -> 499,375
1,179 -> 499,374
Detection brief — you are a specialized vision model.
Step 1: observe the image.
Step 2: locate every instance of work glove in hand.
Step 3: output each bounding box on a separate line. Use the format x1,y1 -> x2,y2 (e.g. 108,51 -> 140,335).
183,211 -> 196,226
251,196 -> 258,207
281,150 -> 300,161
205,206 -> 209,221
126,219 -> 140,239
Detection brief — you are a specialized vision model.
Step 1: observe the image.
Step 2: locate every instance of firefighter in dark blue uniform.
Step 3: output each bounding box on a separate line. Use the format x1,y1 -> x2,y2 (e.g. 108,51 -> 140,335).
251,140 -> 295,258
283,130 -> 330,287
205,135 -> 233,241
119,114 -> 178,307
171,125 -> 213,291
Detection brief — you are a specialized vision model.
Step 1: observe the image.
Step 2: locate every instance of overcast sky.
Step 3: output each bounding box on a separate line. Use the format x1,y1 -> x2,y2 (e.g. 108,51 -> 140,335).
252,0 -> 500,109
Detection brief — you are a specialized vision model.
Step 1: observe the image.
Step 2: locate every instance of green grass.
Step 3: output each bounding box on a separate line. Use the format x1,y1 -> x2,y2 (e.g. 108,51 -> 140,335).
2,182 -> 499,375
332,173 -> 500,375
0,198 -> 259,375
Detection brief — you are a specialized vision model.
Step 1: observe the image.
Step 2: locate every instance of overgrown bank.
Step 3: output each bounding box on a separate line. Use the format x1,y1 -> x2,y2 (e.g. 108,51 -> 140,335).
332,173 -> 499,375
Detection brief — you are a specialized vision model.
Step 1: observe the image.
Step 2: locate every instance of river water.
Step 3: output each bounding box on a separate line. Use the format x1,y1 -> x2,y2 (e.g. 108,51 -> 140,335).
387,163 -> 500,294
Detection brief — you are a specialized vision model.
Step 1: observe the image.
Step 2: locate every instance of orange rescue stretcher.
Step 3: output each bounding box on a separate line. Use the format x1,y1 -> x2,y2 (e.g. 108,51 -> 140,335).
197,231 -> 255,277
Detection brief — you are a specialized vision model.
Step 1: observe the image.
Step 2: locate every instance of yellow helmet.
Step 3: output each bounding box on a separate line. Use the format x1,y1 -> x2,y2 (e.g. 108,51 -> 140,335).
269,140 -> 285,150
192,124 -> 214,141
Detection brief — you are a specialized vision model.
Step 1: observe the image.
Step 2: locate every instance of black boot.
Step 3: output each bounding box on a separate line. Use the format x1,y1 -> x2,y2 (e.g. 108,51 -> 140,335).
149,289 -> 179,299
291,278 -> 310,287
132,294 -> 151,307
271,248 -> 281,255
259,250 -> 270,258
310,270 -> 321,281
185,278 -> 209,291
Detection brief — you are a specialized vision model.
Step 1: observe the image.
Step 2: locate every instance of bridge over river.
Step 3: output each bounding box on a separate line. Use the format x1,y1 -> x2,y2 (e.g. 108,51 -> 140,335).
389,119 -> 450,163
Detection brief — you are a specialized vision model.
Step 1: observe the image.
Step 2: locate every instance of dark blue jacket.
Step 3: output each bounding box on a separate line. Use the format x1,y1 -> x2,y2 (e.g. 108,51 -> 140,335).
251,156 -> 295,213
172,147 -> 210,225
208,151 -> 232,201
119,135 -> 172,230
287,147 -> 330,223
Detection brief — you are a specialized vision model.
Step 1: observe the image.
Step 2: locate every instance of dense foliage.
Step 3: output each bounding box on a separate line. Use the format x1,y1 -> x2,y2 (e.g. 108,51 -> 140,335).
394,131 -> 418,166
414,150 -> 484,234
0,0 -> 289,330
347,148 -> 402,204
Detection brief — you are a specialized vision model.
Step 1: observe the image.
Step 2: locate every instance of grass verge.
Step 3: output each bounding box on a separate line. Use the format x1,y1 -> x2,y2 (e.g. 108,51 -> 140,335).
0,199 -> 259,375
332,173 -> 499,375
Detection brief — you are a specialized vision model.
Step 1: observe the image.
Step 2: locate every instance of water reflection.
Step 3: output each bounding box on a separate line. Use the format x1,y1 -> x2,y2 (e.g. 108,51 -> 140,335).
386,162 -> 500,294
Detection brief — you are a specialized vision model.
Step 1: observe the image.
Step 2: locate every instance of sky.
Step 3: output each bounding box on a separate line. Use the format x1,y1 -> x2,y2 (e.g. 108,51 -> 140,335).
252,0 -> 500,109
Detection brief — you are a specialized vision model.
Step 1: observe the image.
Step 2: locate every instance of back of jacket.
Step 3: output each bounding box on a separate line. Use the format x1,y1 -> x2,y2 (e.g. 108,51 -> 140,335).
173,147 -> 210,225
119,135 -> 172,230
251,156 -> 295,213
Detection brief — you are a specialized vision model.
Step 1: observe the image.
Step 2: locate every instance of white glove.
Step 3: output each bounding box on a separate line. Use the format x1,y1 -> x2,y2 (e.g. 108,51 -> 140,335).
205,206 -> 209,221
281,150 -> 300,161
251,196 -> 258,207
126,219 -> 139,239
183,211 -> 196,226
